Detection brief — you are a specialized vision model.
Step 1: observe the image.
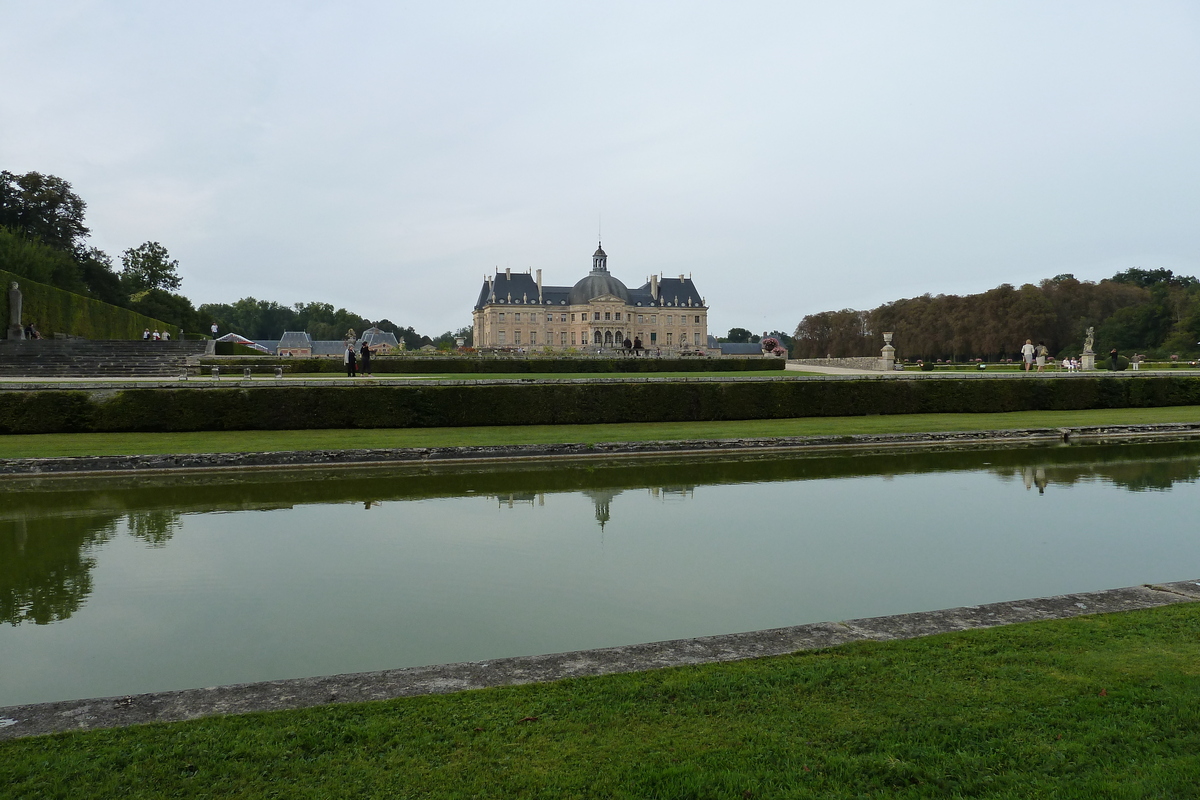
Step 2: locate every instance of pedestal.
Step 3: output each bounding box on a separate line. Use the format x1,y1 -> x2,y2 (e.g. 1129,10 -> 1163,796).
6,324 -> 24,340
1081,352 -> 1096,371
880,344 -> 895,371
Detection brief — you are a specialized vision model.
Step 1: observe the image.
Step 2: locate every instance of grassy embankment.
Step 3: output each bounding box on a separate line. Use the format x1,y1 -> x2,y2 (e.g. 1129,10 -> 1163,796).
3,603 -> 1198,798
0,405 -> 1197,459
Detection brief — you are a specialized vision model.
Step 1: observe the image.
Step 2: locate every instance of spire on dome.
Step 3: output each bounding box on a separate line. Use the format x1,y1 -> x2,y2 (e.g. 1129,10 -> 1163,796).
592,242 -> 608,272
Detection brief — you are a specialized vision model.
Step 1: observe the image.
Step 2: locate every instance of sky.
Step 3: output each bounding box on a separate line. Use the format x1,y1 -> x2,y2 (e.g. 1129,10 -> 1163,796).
2,1 -> 1199,337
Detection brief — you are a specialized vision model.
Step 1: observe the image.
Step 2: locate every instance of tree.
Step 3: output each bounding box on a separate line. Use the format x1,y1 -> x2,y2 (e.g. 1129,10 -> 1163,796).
0,170 -> 90,255
722,327 -> 756,343
120,241 -> 181,293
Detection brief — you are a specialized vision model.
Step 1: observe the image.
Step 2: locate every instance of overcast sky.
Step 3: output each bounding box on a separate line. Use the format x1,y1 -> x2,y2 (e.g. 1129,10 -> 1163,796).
3,1 -> 1198,337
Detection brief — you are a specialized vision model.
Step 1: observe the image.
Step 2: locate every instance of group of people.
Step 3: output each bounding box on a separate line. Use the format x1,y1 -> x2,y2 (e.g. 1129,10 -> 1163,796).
22,322 -> 41,339
1019,339 -> 1051,372
621,336 -> 644,355
141,328 -> 171,341
343,341 -> 374,377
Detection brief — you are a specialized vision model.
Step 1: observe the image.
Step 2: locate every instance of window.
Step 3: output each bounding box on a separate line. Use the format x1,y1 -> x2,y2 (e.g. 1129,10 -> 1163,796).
561,331 -> 567,345
571,313 -> 576,322
530,331 -> 537,345
667,332 -> 673,345
637,314 -> 644,324
651,315 -> 657,324
667,315 -> 674,325
650,332 -> 657,344
593,331 -> 602,344
604,311 -> 611,321
498,331 -> 506,344
499,313 -> 505,322
593,312 -> 601,321
694,333 -> 701,345
694,315 -> 701,324
560,314 -> 567,322
615,312 -> 621,321
571,331 -> 576,345
514,331 -> 521,345
514,313 -> 521,322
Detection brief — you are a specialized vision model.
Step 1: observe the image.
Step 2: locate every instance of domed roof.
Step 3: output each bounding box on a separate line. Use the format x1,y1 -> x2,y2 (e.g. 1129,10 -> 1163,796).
570,271 -> 629,304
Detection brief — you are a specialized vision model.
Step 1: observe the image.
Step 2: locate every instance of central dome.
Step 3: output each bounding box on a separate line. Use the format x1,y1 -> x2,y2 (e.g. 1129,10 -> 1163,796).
570,271 -> 629,305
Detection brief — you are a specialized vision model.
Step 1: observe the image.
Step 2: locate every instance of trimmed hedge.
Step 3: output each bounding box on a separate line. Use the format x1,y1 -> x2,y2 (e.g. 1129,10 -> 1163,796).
197,357 -> 786,374
3,375 -> 1200,435
1,269 -> 179,340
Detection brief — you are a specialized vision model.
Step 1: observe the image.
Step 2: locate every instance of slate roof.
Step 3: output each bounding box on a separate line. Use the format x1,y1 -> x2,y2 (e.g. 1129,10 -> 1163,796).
714,342 -> 764,355
277,331 -> 313,350
358,326 -> 399,349
475,271 -> 706,309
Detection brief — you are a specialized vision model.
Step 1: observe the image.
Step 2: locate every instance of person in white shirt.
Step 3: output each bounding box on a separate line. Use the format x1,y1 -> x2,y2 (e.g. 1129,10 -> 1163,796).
1021,339 -> 1036,372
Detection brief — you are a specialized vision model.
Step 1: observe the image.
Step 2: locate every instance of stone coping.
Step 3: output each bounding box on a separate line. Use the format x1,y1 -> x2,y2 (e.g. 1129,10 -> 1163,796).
2,580 -> 1197,741
4,423 -> 1200,478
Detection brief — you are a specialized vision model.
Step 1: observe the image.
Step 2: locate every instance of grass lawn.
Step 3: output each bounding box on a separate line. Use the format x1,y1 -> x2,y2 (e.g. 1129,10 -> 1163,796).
1,406 -> 1198,459
3,603 -> 1198,799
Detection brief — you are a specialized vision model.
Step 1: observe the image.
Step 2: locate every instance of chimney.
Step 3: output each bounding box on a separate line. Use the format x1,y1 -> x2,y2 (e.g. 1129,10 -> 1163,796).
536,269 -> 542,303
650,274 -> 658,300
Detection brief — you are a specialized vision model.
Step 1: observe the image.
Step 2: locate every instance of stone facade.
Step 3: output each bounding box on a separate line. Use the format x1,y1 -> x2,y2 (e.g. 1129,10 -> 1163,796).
472,245 -> 708,352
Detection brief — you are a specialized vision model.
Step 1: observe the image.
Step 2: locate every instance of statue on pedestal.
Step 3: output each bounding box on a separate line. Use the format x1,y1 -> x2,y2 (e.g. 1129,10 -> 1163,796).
1081,326 -> 1096,371
7,282 -> 24,340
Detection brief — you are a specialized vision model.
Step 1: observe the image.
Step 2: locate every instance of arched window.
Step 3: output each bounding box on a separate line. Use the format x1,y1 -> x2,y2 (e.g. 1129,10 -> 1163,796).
615,331 -> 623,343
593,330 -> 602,344
604,331 -> 613,345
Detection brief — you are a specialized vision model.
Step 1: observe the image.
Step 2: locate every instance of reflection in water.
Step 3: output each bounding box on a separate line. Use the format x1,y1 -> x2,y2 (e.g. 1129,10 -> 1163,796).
3,437 -> 1200,629
5,437 -> 1200,706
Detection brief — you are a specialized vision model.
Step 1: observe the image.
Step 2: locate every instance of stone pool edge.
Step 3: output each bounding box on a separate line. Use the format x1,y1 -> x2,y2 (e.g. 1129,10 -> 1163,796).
5,422 -> 1200,478
3,580 -> 1199,741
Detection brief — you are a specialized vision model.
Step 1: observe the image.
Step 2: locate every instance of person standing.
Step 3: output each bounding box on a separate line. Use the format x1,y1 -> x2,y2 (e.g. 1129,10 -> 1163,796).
345,344 -> 357,377
211,322 -> 219,338
1021,339 -> 1035,372
1035,341 -> 1048,372
143,328 -> 151,340
359,341 -> 372,377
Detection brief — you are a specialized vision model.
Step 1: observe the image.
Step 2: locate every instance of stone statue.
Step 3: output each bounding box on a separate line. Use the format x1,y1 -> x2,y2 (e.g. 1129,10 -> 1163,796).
7,282 -> 23,340
1083,326 -> 1095,354
344,328 -> 357,348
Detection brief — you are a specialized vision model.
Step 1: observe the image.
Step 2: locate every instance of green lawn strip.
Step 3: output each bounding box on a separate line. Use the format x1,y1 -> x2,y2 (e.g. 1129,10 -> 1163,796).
3,603 -> 1198,799
1,406 -> 1198,459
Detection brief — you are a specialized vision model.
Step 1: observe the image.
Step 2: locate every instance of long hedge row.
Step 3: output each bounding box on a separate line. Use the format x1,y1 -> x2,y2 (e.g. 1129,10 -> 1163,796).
3,376 -> 1200,435
196,356 -> 786,374
1,269 -> 178,340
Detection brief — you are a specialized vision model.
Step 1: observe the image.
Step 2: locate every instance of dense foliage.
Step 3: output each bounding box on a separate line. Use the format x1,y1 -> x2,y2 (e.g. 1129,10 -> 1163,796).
1,170 -> 443,343
197,357 -> 785,374
794,270 -> 1200,361
0,268 -> 179,340
3,375 -> 1199,434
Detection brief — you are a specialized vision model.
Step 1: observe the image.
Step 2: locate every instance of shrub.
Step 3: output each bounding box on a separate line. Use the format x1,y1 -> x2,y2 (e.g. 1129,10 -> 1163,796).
1,268 -> 178,340
5,375 -> 1200,435
197,357 -> 786,374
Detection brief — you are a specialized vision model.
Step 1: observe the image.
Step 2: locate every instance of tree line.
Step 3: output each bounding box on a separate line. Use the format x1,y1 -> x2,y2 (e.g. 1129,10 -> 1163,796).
0,170 -> 464,345
793,270 -> 1200,361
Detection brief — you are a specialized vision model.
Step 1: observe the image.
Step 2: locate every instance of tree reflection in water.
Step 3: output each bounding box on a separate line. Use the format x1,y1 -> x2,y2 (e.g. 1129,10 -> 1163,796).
0,511 -> 179,626
5,437 -> 1200,626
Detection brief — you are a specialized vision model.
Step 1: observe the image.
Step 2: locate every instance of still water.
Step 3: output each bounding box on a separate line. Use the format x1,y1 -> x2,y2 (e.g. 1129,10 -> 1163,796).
4,440 -> 1200,707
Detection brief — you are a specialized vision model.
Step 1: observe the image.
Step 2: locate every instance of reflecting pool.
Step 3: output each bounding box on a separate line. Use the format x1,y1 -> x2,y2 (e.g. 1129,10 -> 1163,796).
4,439 -> 1200,707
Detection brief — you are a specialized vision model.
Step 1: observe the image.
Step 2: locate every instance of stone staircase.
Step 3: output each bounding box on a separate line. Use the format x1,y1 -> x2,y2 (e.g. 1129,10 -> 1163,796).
0,340 -> 209,377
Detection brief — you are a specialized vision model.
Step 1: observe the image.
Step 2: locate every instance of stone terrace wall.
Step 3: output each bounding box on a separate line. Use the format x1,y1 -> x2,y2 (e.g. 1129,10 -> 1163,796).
791,357 -> 883,371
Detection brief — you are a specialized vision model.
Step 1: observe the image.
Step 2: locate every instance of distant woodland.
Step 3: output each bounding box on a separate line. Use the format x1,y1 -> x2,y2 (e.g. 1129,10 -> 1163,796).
0,170 -> 465,346
793,270 -> 1200,361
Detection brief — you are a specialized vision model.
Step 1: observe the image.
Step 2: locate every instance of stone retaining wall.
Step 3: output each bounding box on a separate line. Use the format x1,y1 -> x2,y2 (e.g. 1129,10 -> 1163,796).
791,357 -> 883,370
